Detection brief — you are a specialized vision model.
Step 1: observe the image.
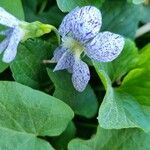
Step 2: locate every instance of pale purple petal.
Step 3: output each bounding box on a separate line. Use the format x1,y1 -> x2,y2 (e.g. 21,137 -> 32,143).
72,6 -> 102,43
86,32 -> 125,62
0,7 -> 20,27
0,29 -> 12,54
59,6 -> 102,43
0,29 -> 12,36
54,51 -> 75,71
51,46 -> 67,62
59,7 -> 80,37
72,60 -> 90,92
0,38 -> 9,54
2,27 -> 23,63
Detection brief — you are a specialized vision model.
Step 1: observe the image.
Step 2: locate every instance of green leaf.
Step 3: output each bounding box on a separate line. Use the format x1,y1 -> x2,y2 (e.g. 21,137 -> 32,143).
22,0 -> 37,12
0,55 -> 8,73
47,68 -> 98,118
51,122 -> 76,150
94,39 -> 138,84
39,6 -> 65,26
121,44 -> 150,105
101,1 -> 141,38
121,68 -> 150,106
0,0 -> 24,19
0,129 -> 54,150
98,87 -> 150,131
128,0 -> 144,4
10,39 -> 53,89
140,4 -> 150,23
0,81 -> 74,149
23,0 -> 64,27
93,39 -> 150,131
68,126 -> 150,150
56,0 -> 104,12
22,0 -> 39,22
136,43 -> 150,69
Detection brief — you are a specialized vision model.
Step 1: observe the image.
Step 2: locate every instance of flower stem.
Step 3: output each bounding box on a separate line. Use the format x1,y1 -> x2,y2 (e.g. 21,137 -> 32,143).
50,25 -> 60,45
135,23 -> 150,38
43,60 -> 56,64
38,0 -> 47,14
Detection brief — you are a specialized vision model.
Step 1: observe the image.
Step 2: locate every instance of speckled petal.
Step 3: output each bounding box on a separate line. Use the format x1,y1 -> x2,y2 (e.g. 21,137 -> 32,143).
86,31 -> 125,62
59,6 -> 102,43
2,27 -> 23,63
59,7 -> 80,37
72,60 -> 90,92
0,7 -> 20,27
0,29 -> 12,36
51,46 -> 67,62
0,38 -> 9,54
54,51 -> 75,71
73,6 -> 102,43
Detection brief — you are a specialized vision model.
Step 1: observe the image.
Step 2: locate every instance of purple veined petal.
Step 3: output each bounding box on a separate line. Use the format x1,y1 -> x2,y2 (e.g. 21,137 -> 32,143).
73,6 -> 102,43
59,7 -> 80,37
0,7 -> 20,27
0,29 -> 10,36
86,31 -> 125,62
59,6 -> 102,43
0,37 -> 10,54
0,29 -> 12,54
53,50 -> 75,71
72,60 -> 90,92
2,27 -> 24,63
51,46 -> 67,62
0,28 -> 13,36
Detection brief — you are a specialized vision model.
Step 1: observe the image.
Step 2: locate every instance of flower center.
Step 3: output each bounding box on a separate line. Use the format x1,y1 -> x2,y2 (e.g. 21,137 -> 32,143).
62,36 -> 85,58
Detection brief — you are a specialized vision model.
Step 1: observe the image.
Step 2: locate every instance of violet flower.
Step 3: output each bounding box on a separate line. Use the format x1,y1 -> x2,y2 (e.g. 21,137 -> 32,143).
0,7 -> 25,63
51,6 -> 125,92
0,7 -> 58,63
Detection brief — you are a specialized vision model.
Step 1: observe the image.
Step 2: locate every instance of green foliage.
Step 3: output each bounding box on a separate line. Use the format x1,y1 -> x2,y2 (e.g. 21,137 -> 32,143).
68,126 -> 150,150
0,55 -> 8,73
121,44 -> 150,106
121,68 -> 150,105
0,0 -> 150,149
140,4 -> 150,23
47,68 -> 98,118
56,0 -> 105,12
94,39 -> 138,83
23,0 -> 64,27
101,1 -> 141,38
0,81 -> 74,149
10,39 -> 53,89
93,39 -> 150,131
128,0 -> 144,4
0,0 -> 24,19
98,87 -> 150,131
51,122 -> 76,149
136,43 -> 150,69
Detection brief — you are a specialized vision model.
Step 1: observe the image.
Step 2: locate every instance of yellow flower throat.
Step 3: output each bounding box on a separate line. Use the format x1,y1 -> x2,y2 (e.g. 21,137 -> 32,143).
62,36 -> 85,58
